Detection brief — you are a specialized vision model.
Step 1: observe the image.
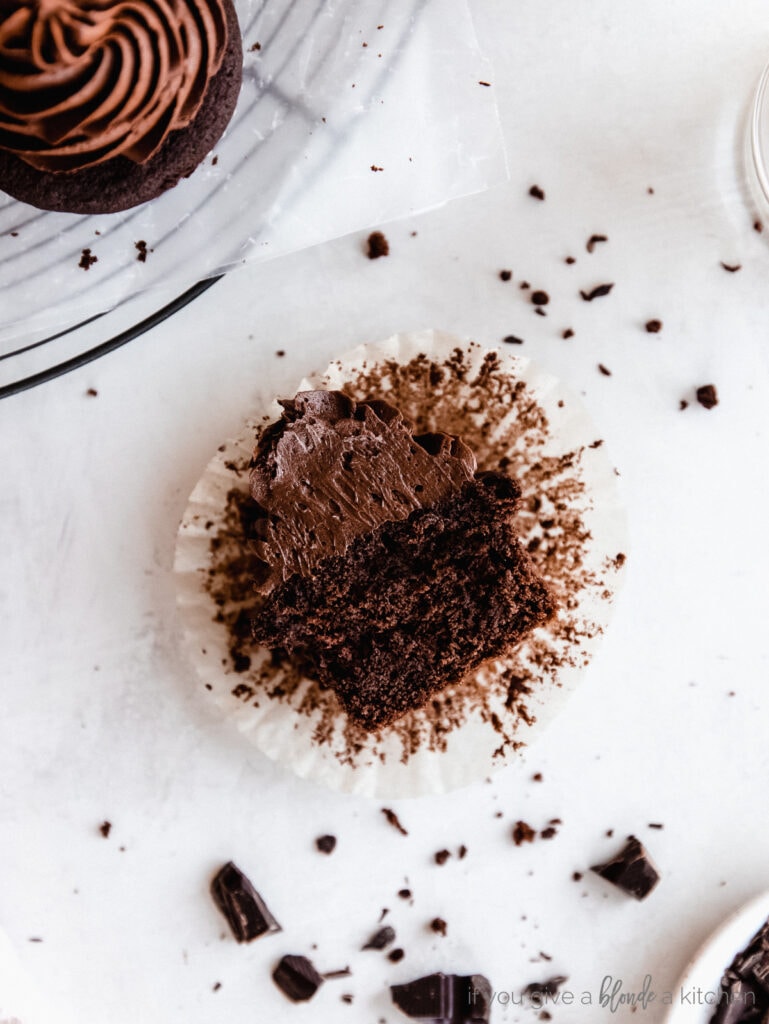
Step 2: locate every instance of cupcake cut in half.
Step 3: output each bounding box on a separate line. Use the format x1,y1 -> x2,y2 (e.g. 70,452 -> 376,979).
249,390 -> 555,731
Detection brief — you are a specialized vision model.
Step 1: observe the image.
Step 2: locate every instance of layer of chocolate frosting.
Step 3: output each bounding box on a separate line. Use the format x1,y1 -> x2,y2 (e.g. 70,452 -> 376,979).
249,390 -> 476,590
0,0 -> 228,173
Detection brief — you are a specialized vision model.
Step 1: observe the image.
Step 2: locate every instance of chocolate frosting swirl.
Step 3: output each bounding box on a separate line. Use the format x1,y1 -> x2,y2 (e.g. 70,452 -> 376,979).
249,391 -> 477,591
0,0 -> 228,173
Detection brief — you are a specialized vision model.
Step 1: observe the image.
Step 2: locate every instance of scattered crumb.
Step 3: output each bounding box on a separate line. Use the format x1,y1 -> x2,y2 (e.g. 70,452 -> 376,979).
529,185 -> 545,200
645,319 -> 663,333
316,835 -> 336,854
430,918 -> 447,936
512,821 -> 536,846
499,269 -> 512,281
370,164 -> 384,172
434,850 -> 451,865
540,827 -> 558,840
720,262 -> 741,273
562,328 -> 574,339
99,821 -> 111,838
397,888 -> 412,900
696,384 -> 718,409
503,334 -> 524,345
588,439 -> 604,449
680,399 -> 689,411
275,350 -> 285,358
79,248 -> 97,270
586,234 -> 608,253
212,982 -> 222,992
648,823 -> 664,830
388,948 -> 405,962
565,256 -> 576,265
754,220 -> 763,233
519,281 -> 530,290
135,240 -> 150,263
381,808 -> 408,836
366,231 -> 389,259
531,290 -> 549,306
532,772 -> 543,782
85,388 -> 98,397
572,872 -> 583,882
458,845 -> 468,859
249,41 -> 261,51
606,829 -> 614,837
341,994 -> 354,1004
580,283 -> 614,301
598,364 -> 612,376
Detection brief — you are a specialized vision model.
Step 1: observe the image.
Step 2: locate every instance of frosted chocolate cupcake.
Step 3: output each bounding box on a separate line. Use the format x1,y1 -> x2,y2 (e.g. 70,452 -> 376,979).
0,0 -> 243,214
249,391 -> 555,731
175,331 -> 628,796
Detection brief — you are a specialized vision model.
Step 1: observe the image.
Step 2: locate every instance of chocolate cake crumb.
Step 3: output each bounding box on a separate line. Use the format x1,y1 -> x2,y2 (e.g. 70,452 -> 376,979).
580,283 -> 614,301
370,164 -> 383,172
720,262 -> 741,273
520,280 -> 530,289
430,918 -> 448,936
534,307 -> 546,316
249,41 -> 261,51
86,388 -> 98,397
529,185 -> 545,200
499,269 -> 512,281
367,231 -> 389,259
275,350 -> 285,358
696,384 -> 718,409
458,844 -> 468,859
565,256 -> 576,264
562,328 -> 574,339
503,334 -> 524,345
586,234 -> 608,253
272,955 -> 324,1002
435,849 -> 451,865
382,808 -> 408,835
680,399 -> 689,411
540,827 -> 557,840
388,948 -> 405,962
512,821 -> 536,846
598,364 -> 612,376
645,319 -> 663,333
572,872 -> 583,882
363,926 -> 396,950
316,834 -> 336,854
398,888 -> 412,900
135,240 -> 150,262
531,290 -> 549,306
341,993 -> 354,1004
99,821 -> 111,838
79,248 -> 97,270
532,772 -> 543,781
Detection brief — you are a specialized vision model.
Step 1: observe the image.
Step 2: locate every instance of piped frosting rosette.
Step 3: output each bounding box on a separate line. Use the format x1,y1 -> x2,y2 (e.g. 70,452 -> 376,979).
0,0 -> 227,172
174,330 -> 629,797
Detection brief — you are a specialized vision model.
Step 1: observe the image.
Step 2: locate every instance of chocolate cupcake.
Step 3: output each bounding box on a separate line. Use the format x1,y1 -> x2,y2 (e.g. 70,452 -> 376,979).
174,331 -> 628,796
0,0 -> 243,214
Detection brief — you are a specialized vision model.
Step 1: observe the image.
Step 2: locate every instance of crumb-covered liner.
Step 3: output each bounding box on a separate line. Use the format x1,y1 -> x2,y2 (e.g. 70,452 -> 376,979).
174,330 -> 628,797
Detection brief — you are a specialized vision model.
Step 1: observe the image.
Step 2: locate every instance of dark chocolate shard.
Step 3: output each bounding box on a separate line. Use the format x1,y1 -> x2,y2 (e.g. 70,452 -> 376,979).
391,972 -> 492,1023
363,925 -> 396,950
590,836 -> 660,900
710,917 -> 769,1023
210,861 -> 281,942
272,954 -> 324,1002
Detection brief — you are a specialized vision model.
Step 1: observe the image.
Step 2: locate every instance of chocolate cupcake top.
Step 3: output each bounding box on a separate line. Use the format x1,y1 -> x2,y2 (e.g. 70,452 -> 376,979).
249,390 -> 476,589
0,0 -> 229,172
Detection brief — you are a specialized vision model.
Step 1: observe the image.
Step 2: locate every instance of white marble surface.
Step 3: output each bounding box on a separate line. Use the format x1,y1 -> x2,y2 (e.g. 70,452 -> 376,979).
3,1 -> 769,1022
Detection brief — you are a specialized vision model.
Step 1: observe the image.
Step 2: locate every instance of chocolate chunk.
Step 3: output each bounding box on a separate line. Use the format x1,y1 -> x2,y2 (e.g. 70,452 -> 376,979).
523,976 -> 568,999
590,836 -> 660,900
696,384 -> 719,409
316,834 -> 337,854
210,861 -> 282,942
363,925 -> 396,950
391,972 -> 492,1023
580,283 -> 614,301
367,231 -> 390,259
710,917 -> 769,1023
272,954 -> 324,1001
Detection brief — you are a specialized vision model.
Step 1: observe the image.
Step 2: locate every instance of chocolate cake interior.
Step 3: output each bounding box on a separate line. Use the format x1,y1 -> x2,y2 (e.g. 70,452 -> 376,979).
249,391 -> 554,731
